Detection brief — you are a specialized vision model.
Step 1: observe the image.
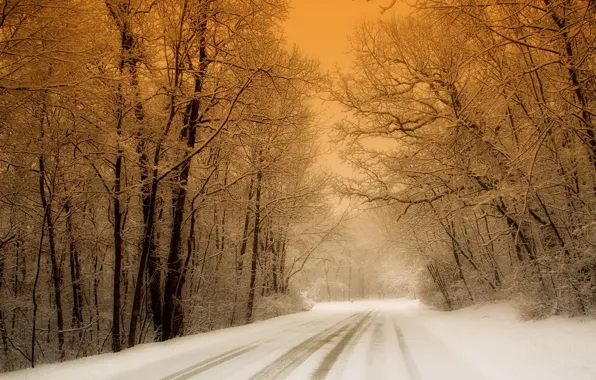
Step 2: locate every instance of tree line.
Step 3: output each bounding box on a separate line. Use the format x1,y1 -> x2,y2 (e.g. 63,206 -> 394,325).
335,0 -> 596,317
0,0 -> 327,371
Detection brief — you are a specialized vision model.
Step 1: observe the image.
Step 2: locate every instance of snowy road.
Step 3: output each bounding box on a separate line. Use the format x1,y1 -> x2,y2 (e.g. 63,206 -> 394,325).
5,299 -> 596,380
105,301 -> 490,380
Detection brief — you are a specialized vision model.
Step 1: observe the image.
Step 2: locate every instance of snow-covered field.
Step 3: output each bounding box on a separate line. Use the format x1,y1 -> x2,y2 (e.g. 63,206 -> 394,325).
2,299 -> 595,380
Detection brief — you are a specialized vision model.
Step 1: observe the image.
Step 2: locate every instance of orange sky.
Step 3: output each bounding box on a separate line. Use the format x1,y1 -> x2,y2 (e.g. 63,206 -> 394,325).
283,0 -> 411,70
282,1 -> 402,174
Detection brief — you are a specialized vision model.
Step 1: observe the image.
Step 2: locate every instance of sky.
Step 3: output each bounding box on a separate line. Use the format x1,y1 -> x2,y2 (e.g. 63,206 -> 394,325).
283,0 -> 410,70
282,0 -> 411,175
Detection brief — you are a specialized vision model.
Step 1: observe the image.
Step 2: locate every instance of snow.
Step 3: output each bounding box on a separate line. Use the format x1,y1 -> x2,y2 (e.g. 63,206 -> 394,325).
408,301 -> 596,380
317,299 -> 596,380
2,299 -> 596,380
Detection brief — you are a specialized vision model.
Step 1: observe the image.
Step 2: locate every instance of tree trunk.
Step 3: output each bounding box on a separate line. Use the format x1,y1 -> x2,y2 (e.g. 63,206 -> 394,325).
0,244 -> 9,356
279,239 -> 288,294
427,263 -> 452,311
162,0 -> 208,340
230,179 -> 254,326
31,210 -> 47,368
162,128 -> 195,340
65,201 -> 84,330
39,155 -> 65,359
93,255 -> 101,349
128,176 -> 160,346
260,225 -> 271,297
109,1 -> 135,352
271,234 -> 279,294
146,218 -> 162,338
112,150 -> 124,353
246,168 -> 262,323
128,36 -> 162,345
449,222 -> 474,303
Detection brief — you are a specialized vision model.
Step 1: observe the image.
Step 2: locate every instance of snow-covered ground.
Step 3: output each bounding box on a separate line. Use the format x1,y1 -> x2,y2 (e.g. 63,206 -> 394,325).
401,300 -> 596,380
2,299 -> 595,380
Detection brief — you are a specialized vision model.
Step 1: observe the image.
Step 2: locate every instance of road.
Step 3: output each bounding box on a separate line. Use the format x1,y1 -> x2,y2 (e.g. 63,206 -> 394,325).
108,300 -> 490,380
6,299 -> 594,380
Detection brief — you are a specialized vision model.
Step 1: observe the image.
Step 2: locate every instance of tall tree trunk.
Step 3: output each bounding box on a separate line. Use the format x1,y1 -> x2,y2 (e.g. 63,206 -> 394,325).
38,121 -> 65,359
128,39 -> 162,346
230,179 -> 254,326
162,0 -> 208,341
427,263 -> 453,311
93,256 -> 101,349
65,201 -> 83,330
246,168 -> 262,323
108,0 -> 139,352
0,237 -> 12,357
112,149 -> 124,353
208,206 -> 226,330
12,233 -> 23,332
146,193 -> 162,339
162,131 -> 193,341
128,176 -> 160,346
31,210 -> 47,368
280,239 -> 288,294
0,309 -> 7,359
106,0 -> 161,349
271,234 -> 279,294
449,222 -> 474,303
260,225 -> 271,297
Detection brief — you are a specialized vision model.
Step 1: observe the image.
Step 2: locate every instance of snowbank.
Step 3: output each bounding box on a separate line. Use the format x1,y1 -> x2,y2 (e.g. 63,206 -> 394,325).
402,300 -> 596,380
313,299 -> 596,380
1,308 -> 317,380
253,292 -> 314,321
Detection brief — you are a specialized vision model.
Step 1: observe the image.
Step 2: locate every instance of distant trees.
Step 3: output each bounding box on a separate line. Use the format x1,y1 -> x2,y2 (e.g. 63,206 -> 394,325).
335,1 -> 596,317
0,0 -> 325,372
294,207 -> 414,302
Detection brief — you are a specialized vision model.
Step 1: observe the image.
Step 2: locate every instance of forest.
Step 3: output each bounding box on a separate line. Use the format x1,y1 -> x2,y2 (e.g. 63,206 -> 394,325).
1,0 -> 595,374
332,0 -> 596,319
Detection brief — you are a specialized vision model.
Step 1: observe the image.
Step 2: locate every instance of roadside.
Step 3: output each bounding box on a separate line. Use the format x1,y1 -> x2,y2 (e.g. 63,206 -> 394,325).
354,299 -> 596,380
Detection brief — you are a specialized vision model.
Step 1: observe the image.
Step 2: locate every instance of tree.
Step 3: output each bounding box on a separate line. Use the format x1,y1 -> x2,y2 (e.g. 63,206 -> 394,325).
333,1 -> 596,316
0,0 -> 325,372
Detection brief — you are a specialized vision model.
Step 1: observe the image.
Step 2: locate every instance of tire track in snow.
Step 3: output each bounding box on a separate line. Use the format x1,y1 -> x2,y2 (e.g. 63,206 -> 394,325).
310,311 -> 375,380
393,319 -> 421,380
160,343 -> 260,380
248,312 -> 366,380
364,315 -> 385,378
160,319 -> 321,380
